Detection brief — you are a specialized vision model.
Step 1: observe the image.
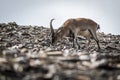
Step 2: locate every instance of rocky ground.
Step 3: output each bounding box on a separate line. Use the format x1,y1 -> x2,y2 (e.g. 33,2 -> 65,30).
0,22 -> 120,80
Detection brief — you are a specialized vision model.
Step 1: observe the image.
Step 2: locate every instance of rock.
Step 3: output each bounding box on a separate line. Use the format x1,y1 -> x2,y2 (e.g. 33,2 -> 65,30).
45,65 -> 56,78
79,55 -> 90,61
63,49 -> 70,57
117,75 -> 120,80
12,56 -> 26,63
38,50 -> 47,58
13,63 -> 23,72
76,75 -> 91,80
90,51 -> 99,63
29,59 -> 41,66
0,22 -> 120,80
0,58 -> 7,63
47,51 -> 63,56
2,48 -> 19,57
20,48 -> 28,53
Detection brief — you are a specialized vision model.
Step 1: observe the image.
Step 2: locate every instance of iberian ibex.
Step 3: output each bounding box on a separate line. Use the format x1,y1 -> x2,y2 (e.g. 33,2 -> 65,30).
50,18 -> 100,50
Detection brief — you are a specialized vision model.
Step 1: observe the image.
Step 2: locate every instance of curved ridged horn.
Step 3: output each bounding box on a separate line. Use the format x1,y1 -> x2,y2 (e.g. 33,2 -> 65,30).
50,19 -> 55,44
50,19 -> 55,34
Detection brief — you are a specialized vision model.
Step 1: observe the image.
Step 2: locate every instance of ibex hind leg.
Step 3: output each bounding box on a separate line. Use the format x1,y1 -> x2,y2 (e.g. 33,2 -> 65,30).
88,29 -> 101,50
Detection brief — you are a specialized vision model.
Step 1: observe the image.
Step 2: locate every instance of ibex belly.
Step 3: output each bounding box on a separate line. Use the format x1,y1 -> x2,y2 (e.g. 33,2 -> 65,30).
78,30 -> 91,39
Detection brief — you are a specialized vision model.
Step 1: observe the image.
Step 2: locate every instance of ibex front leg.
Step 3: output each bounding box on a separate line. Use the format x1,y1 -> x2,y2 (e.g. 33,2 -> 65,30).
69,30 -> 75,48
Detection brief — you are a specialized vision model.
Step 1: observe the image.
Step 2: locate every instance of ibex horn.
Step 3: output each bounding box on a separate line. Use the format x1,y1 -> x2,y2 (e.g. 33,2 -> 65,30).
50,18 -> 55,35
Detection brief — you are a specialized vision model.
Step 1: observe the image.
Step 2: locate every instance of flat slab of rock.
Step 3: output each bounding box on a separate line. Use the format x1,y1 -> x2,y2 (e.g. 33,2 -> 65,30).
46,51 -> 63,56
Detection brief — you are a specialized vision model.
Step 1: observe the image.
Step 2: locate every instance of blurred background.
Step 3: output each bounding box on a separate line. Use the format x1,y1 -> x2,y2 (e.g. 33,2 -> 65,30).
0,0 -> 120,35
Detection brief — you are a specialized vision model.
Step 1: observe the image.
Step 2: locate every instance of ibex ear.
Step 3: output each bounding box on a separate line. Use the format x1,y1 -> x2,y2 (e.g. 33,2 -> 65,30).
50,18 -> 55,44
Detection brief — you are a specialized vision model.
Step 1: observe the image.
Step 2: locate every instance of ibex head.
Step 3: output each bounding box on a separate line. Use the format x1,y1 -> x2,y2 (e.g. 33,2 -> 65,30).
50,19 -> 69,44
50,19 -> 60,44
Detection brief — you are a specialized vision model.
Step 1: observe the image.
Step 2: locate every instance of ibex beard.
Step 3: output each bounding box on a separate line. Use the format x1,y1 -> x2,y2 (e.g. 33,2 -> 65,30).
50,18 -> 101,50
